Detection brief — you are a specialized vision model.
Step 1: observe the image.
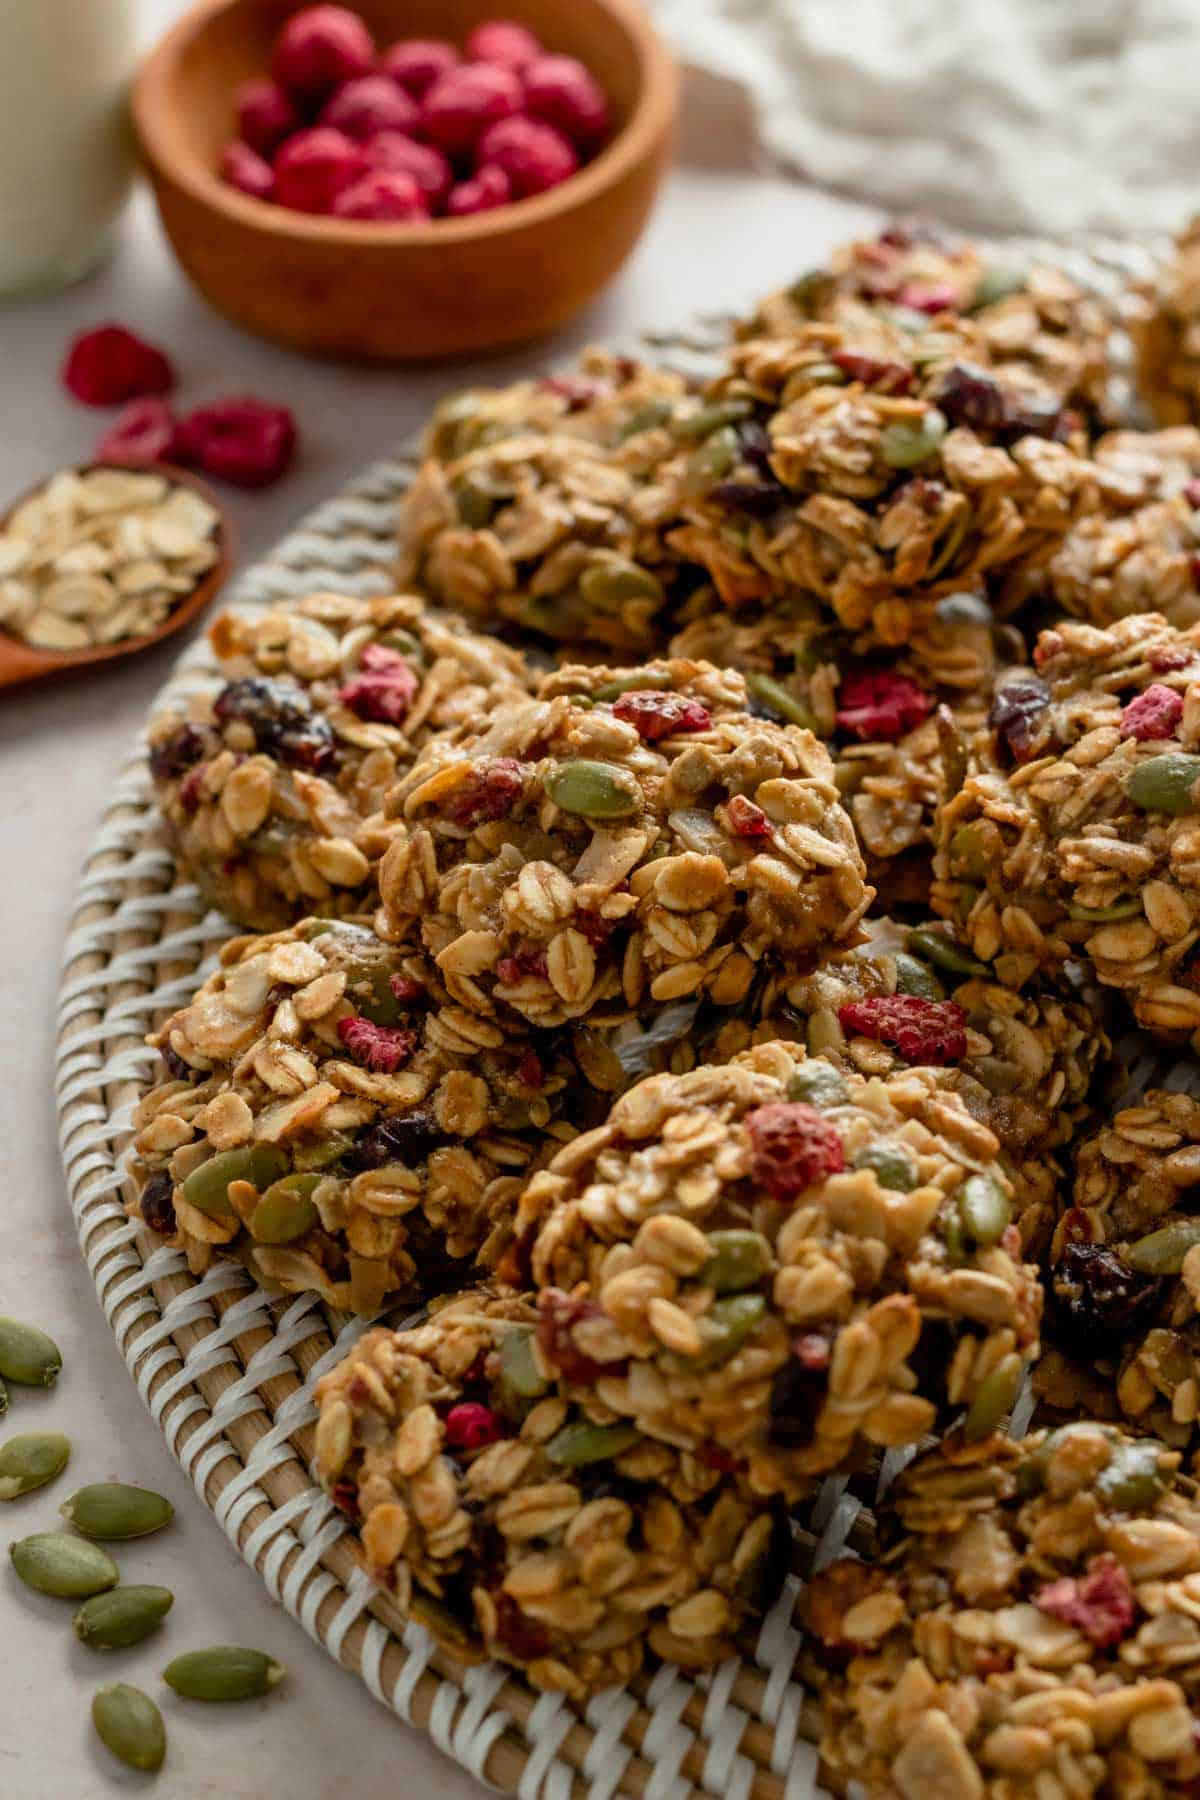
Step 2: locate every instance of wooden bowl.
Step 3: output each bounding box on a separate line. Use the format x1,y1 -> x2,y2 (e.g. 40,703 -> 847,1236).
132,0 -> 678,361
0,465 -> 233,691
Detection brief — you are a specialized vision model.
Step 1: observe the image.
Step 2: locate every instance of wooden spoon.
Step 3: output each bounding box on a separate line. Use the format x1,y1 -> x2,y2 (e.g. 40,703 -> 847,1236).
0,462 -> 234,691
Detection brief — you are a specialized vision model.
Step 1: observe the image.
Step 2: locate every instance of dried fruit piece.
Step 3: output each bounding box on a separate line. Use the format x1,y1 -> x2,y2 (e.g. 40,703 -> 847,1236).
0,1431 -> 71,1500
443,1403 -> 504,1451
1121,684 -> 1185,740
335,1015 -> 417,1072
380,38 -> 459,98
92,1684 -> 166,1772
612,689 -> 712,740
235,77 -> 301,157
338,644 -> 419,721
521,53 -> 610,147
221,140 -> 276,202
835,668 -> 931,741
62,325 -> 173,407
838,994 -> 967,1065
368,133 -> 453,209
95,397 -> 182,465
331,170 -> 429,221
465,19 -> 543,69
273,126 -> 367,213
75,1586 -> 174,1651
177,398 -> 297,489
1035,1554 -> 1136,1648
726,794 -> 771,837
320,73 -> 419,141
420,63 -> 523,156
61,1482 -> 174,1540
745,1101 -> 845,1198
163,1647 -> 286,1702
445,755 -> 525,825
446,165 -> 512,216
273,4 -> 374,103
1049,1243 -> 1164,1360
475,115 -> 579,197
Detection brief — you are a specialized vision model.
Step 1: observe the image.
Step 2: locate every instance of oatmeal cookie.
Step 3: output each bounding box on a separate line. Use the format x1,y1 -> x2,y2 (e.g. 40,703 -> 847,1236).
806,1423 -> 1200,1799
933,612 -> 1200,1042
507,1043 -> 1042,1499
1133,216 -> 1200,426
129,919 -> 586,1314
375,659 -> 871,1031
147,591 -> 533,931
312,1290 -> 788,1697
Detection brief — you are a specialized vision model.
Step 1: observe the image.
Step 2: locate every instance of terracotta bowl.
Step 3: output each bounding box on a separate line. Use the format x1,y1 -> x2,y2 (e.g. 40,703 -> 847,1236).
132,0 -> 677,361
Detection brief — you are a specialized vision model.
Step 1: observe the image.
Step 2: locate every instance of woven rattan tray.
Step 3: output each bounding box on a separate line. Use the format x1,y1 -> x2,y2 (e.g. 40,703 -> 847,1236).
55,256 -> 1174,1800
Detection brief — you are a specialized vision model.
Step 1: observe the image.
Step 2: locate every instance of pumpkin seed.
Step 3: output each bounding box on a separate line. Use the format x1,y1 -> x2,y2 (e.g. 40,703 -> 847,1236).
498,1329 -> 548,1401
786,1062 -> 849,1107
545,1421 -> 641,1468
1126,753 -> 1200,814
618,398 -> 674,439
893,952 -> 944,1000
93,1684 -> 166,1772
163,1646 -> 286,1702
701,1230 -> 773,1293
250,1175 -> 321,1246
61,1482 -> 174,1540
0,1431 -> 70,1501
75,1585 -> 174,1651
0,1379 -> 7,1416
879,408 -> 947,468
970,264 -> 1027,309
1095,1435 -> 1170,1509
853,1145 -> 916,1192
692,1294 -> 766,1368
544,760 -> 639,820
578,560 -> 662,612
1067,897 -> 1143,922
454,473 -> 503,529
789,360 -> 846,393
787,269 -> 834,310
962,1352 -> 1023,1442
0,1316 -> 62,1388
592,670 -> 672,702
957,882 -> 980,923
670,398 -> 753,441
10,1531 -> 118,1597
745,671 -> 815,729
292,1130 -> 354,1172
906,927 -> 988,979
181,1144 -> 289,1219
683,426 -> 740,493
958,1173 -> 1011,1248
1127,1219 -> 1200,1274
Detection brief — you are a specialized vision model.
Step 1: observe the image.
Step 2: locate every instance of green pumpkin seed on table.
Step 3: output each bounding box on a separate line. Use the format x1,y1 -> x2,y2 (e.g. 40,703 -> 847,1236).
0,1431 -> 70,1500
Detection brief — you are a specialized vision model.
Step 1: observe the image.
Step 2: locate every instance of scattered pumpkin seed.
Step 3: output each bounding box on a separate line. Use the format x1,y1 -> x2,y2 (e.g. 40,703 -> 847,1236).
1126,1220 -> 1200,1274
958,1173 -> 1011,1248
853,1145 -> 917,1192
1126,753 -> 1200,814
786,1061 -> 849,1107
892,952 -> 944,1000
543,760 -> 639,820
75,1585 -> 174,1651
498,1330 -> 548,1401
0,1431 -> 70,1501
92,1684 -> 166,1772
61,1482 -> 174,1540
10,1531 -> 118,1597
545,1421 -> 641,1468
745,670 -> 815,729
0,1316 -> 62,1388
701,1230 -> 773,1293
906,927 -> 988,979
962,1352 -> 1024,1441
879,408 -> 947,468
163,1647 -> 286,1702
181,1144 -> 288,1219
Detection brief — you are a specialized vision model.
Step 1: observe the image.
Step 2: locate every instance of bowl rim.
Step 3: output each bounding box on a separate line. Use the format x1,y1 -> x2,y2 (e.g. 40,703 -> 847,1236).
132,0 -> 678,245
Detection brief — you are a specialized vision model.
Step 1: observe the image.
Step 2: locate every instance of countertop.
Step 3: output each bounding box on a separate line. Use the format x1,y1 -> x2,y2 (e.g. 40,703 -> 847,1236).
0,15 -> 871,1792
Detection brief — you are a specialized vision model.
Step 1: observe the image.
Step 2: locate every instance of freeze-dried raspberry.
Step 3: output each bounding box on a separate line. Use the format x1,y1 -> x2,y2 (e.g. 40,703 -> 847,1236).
273,4 -> 374,104
1150,643 -> 1198,673
389,974 -> 424,1003
338,644 -> 419,720
537,1289 -> 627,1384
177,398 -> 297,489
522,53 -> 610,147
368,133 -> 452,208
726,794 -> 771,837
465,19 -> 543,70
336,1015 -> 418,1072
380,38 -> 459,98
830,350 -> 914,394
221,141 -> 276,202
235,78 -> 301,157
745,1102 -> 845,1199
835,669 -> 931,741
274,127 -> 367,213
331,170 -> 429,221
95,398 -> 181,465
443,1402 -> 505,1451
320,74 -> 420,141
612,689 -> 712,741
575,909 -> 614,950
1035,1554 -> 1136,1649
445,756 -> 525,826
538,373 -> 608,409
838,995 -> 967,1065
446,165 -> 512,217
492,1592 -> 552,1661
63,324 -> 173,407
420,63 -> 523,156
496,948 -> 549,985
896,281 -> 959,314
477,116 -> 579,197
1121,683 -> 1184,741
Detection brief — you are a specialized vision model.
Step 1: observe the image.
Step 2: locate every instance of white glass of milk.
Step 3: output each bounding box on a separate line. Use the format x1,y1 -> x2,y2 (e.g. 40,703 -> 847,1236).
0,0 -> 137,298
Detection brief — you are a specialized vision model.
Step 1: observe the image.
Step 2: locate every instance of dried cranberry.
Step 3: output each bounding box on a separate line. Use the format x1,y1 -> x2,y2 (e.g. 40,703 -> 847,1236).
338,645 -> 419,722
491,1591 -> 552,1661
1149,644 -> 1197,673
389,974 -> 425,1003
443,1402 -> 505,1452
148,723 -> 208,783
446,165 -> 512,217
336,1015 -> 417,1072
936,362 -> 1068,444
698,1444 -> 738,1473
709,476 -> 789,516
343,1109 -> 446,1172
830,350 -> 914,394
368,133 -> 453,209
767,1329 -> 834,1448
838,995 -> 967,1065
273,5 -> 374,104
538,374 -> 606,410
320,74 -> 420,142
380,38 -> 460,98
96,397 -> 182,466
988,675 -> 1052,764
521,53 -> 610,148
496,948 -> 549,985
465,19 -> 543,70
178,766 -> 206,813
330,1477 -> 360,1521
139,1170 -> 176,1236
537,1289 -> 627,1385
835,668 -> 931,742
476,116 -> 579,199
420,64 -> 523,157
745,1102 -> 846,1199
1120,684 -> 1184,742
516,1050 -> 543,1089
896,281 -> 959,314
726,794 -> 772,837
1049,1243 -> 1164,1360
62,325 -> 173,408
1035,1554 -> 1136,1649
236,78 -> 301,158
161,1044 -> 201,1083
445,757 -> 525,827
612,689 -> 712,741
575,909 -> 614,949
220,141 -> 276,203
213,677 -> 337,771
177,398 -> 297,490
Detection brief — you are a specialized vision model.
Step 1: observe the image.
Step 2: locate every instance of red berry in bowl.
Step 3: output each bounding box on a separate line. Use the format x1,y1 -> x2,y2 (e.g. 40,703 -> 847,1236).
221,140 -> 276,202
522,54 -> 610,147
94,398 -> 182,465
446,164 -> 512,216
381,38 -> 459,98
177,397 -> 297,489
235,78 -> 301,158
368,133 -> 452,209
319,73 -> 419,141
62,325 -> 173,407
477,116 -> 579,197
420,63 -> 522,156
274,127 -> 367,213
465,19 -> 543,71
331,170 -> 430,221
272,4 -> 375,104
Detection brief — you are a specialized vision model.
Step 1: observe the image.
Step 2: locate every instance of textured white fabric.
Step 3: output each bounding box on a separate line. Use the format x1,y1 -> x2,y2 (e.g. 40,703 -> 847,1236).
655,0 -> 1200,237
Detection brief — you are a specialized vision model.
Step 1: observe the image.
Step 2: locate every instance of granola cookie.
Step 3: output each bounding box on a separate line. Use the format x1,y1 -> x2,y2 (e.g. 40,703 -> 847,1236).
312,1290 -> 787,1697
933,612 -> 1200,1042
129,919 -> 588,1314
375,659 -> 871,1031
1133,215 -> 1200,426
1036,1089 -> 1200,1448
806,1424 -> 1200,1799
147,591 -> 533,931
507,1043 -> 1042,1499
